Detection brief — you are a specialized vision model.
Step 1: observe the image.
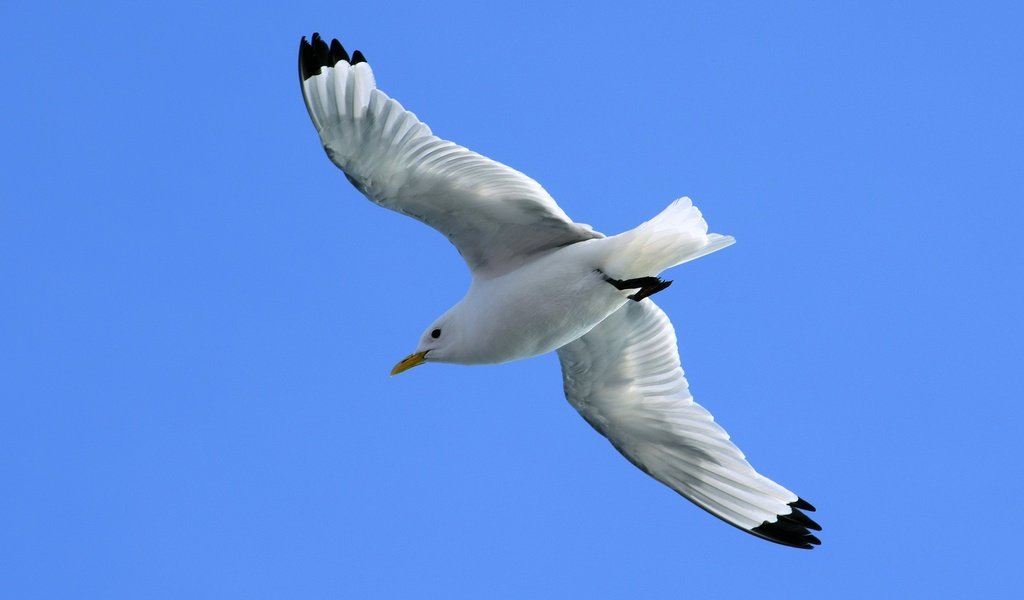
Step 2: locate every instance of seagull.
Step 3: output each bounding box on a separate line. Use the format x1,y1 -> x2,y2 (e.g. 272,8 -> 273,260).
298,33 -> 821,549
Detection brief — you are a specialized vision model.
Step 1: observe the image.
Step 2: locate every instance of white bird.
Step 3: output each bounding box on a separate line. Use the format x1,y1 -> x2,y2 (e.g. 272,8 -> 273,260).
298,33 -> 820,548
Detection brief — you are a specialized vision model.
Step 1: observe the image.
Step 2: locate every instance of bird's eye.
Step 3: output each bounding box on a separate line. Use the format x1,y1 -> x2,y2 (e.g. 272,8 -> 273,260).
431,328 -> 441,339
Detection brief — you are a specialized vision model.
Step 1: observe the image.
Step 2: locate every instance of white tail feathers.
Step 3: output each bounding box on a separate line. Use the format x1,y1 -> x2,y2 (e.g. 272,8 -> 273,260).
601,197 -> 735,278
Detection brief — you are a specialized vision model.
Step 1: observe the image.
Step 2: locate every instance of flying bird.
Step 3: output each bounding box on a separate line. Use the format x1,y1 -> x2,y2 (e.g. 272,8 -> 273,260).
298,33 -> 821,549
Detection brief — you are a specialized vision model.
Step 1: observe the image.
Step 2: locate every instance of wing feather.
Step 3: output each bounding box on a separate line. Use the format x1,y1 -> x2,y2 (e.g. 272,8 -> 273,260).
299,34 -> 601,277
557,301 -> 821,548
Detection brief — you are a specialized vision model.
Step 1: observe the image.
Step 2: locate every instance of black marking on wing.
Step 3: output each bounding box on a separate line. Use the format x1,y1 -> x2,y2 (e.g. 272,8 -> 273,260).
299,32 -> 365,81
750,497 -> 822,549
792,497 -> 816,511
330,39 -> 350,65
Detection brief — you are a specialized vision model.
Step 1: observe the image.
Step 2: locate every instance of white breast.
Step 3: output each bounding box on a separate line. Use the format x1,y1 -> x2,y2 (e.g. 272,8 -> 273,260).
453,243 -> 631,364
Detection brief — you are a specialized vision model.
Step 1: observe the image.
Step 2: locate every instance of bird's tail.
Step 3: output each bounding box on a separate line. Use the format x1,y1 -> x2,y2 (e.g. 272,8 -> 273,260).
600,197 -> 735,278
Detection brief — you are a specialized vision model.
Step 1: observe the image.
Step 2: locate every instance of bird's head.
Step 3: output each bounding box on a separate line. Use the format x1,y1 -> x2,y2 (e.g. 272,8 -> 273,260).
390,314 -> 458,375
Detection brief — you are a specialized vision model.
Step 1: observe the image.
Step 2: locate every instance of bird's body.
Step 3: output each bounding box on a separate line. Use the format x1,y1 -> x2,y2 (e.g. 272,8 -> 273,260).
440,243 -> 627,364
298,33 -> 821,548
421,198 -> 736,365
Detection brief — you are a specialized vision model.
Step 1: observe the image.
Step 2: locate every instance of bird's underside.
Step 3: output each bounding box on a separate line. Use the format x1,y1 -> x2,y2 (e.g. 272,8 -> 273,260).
298,33 -> 820,548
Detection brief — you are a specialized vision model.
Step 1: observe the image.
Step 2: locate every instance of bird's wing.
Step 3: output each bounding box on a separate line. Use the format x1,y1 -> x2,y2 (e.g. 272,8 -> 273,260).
556,300 -> 821,548
298,34 -> 602,278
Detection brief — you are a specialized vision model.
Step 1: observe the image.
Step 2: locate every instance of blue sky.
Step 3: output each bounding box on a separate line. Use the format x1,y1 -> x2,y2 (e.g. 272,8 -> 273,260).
3,1 -> 1022,597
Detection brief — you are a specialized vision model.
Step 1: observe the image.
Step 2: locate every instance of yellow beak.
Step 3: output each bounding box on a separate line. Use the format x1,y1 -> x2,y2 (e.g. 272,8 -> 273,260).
390,350 -> 428,376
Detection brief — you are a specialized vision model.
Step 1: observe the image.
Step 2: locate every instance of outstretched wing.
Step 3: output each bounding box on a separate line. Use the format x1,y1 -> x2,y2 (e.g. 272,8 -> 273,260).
556,300 -> 821,548
298,34 -> 601,278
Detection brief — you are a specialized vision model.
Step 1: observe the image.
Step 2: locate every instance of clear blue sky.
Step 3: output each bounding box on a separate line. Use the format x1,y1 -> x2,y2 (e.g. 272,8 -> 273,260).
3,1 -> 1022,598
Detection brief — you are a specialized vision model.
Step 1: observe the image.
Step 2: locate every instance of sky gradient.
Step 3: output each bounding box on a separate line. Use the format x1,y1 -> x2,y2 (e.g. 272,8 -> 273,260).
3,1 -> 1023,598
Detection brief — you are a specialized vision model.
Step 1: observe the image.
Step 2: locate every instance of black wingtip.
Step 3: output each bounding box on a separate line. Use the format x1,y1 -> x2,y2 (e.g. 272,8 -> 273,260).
779,507 -> 823,532
298,33 -> 366,81
330,38 -> 350,64
750,499 -> 823,549
792,497 -> 816,511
